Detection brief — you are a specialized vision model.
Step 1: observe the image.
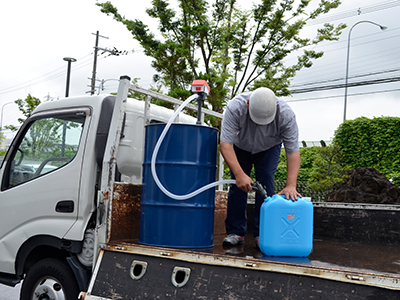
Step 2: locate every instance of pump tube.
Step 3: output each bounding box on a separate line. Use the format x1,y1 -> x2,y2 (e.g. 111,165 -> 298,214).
150,94 -> 236,200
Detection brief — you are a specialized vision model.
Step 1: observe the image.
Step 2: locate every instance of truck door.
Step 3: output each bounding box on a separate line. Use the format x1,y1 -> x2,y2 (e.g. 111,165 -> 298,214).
0,108 -> 89,274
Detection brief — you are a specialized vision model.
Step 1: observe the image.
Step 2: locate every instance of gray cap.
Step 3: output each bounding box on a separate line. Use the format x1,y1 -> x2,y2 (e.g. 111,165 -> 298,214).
249,87 -> 276,125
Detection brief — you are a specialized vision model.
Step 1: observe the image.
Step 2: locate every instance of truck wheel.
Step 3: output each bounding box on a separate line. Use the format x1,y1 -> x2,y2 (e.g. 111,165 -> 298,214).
20,258 -> 80,300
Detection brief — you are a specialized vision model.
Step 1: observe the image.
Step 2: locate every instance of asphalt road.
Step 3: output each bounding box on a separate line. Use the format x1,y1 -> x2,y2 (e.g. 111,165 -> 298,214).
0,283 -> 21,299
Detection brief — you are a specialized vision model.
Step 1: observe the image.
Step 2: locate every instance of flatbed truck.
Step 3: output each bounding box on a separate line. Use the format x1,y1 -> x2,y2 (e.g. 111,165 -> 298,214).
0,77 -> 399,299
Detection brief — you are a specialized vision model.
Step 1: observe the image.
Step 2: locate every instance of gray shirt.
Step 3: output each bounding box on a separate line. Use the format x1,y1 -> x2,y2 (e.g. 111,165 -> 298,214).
220,92 -> 299,154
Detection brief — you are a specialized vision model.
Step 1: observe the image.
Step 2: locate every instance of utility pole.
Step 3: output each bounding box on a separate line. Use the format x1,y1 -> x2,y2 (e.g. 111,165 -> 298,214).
89,31 -> 133,95
91,31 -> 107,95
90,32 -> 99,95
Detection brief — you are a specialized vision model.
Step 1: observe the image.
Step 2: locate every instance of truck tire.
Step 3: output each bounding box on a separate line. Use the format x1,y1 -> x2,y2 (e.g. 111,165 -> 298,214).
20,258 -> 80,300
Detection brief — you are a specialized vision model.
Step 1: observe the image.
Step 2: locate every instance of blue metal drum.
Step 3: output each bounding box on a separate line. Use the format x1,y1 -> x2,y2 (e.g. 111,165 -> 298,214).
139,123 -> 218,248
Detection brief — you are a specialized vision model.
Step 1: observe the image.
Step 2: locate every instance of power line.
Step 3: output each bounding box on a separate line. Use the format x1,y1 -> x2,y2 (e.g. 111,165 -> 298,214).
291,76 -> 400,94
284,29 -> 400,83
291,67 -> 400,88
285,88 -> 400,103
0,54 -> 110,96
0,46 -> 134,97
0,54 -> 94,96
0,53 -> 89,87
285,27 -> 400,66
89,31 -> 133,95
289,26 -> 400,58
306,0 -> 400,26
295,61 -> 400,88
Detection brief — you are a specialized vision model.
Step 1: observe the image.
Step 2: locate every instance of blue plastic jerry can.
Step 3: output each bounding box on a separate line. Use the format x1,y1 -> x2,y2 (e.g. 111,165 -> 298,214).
259,195 -> 313,257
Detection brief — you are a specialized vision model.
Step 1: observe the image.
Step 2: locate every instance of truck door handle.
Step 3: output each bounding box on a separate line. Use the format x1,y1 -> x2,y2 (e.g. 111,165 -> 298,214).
56,200 -> 75,213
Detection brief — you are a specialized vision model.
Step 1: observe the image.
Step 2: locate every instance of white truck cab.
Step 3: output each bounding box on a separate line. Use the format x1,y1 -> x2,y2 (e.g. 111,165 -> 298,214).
0,78 -> 204,299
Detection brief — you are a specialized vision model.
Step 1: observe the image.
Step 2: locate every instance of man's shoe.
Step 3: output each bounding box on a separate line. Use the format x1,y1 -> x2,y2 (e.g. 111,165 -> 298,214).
223,234 -> 244,246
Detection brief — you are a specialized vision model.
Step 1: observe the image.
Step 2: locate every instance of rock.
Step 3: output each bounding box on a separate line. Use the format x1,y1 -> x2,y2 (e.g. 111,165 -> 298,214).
326,167 -> 400,204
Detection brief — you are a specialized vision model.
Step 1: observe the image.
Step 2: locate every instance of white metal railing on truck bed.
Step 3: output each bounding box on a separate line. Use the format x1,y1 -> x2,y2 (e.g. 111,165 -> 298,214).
129,83 -> 226,190
130,85 -> 224,123
94,77 -> 227,275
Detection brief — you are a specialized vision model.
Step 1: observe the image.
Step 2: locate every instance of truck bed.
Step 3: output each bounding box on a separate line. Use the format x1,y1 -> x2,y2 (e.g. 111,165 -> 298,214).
89,236 -> 400,299
107,234 -> 400,277
83,183 -> 400,299
110,183 -> 400,275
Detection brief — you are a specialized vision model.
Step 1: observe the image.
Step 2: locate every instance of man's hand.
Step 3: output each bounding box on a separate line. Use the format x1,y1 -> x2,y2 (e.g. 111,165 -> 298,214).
220,141 -> 253,193
235,172 -> 253,193
278,186 -> 302,201
279,151 -> 301,200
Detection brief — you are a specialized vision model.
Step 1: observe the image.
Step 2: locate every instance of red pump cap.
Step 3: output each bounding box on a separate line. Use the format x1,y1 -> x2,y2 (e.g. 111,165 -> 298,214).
191,80 -> 210,95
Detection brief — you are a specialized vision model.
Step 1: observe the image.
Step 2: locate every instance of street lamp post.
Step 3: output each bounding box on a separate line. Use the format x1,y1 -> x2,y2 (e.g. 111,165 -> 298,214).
62,57 -> 76,156
0,102 -> 14,150
343,21 -> 387,122
0,102 -> 14,130
63,57 -> 77,98
98,78 -> 120,95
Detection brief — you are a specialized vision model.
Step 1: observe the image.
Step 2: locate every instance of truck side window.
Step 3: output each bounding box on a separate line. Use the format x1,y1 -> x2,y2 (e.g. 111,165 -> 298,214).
7,115 -> 85,188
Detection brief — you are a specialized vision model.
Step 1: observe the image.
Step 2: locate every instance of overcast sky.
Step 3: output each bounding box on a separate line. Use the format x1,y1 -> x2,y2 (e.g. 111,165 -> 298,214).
1,0 -> 399,143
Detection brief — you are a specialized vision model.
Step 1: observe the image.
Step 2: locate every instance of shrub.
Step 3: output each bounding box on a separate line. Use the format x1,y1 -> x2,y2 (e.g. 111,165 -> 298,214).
333,116 -> 400,181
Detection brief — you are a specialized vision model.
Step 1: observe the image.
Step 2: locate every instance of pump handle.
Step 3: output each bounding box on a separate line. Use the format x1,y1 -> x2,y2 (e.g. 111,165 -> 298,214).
251,181 -> 268,199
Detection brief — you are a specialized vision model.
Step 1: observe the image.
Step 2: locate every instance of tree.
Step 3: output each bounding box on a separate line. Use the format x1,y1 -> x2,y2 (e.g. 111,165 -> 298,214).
274,146 -> 321,183
97,0 -> 345,113
0,131 -> 4,146
4,94 -> 41,132
1,94 -> 41,154
308,144 -> 350,191
20,118 -> 66,161
3,94 -> 78,162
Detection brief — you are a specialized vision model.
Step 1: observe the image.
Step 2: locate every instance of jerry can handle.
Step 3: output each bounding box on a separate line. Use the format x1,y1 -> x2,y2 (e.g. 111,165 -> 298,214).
265,194 -> 312,203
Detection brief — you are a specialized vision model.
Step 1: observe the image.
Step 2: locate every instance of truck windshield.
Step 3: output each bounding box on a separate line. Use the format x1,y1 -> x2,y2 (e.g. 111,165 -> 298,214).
6,114 -> 85,187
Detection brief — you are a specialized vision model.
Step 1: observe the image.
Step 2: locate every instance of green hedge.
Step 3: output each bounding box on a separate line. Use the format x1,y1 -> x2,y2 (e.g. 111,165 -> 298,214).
223,116 -> 400,194
275,180 -> 329,202
333,116 -> 400,183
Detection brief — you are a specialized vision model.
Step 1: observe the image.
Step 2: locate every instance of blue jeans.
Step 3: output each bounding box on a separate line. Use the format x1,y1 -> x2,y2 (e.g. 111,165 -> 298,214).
225,144 -> 282,237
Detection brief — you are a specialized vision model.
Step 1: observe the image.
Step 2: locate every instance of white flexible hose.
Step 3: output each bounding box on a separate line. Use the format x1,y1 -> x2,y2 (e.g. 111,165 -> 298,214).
150,94 -> 236,200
